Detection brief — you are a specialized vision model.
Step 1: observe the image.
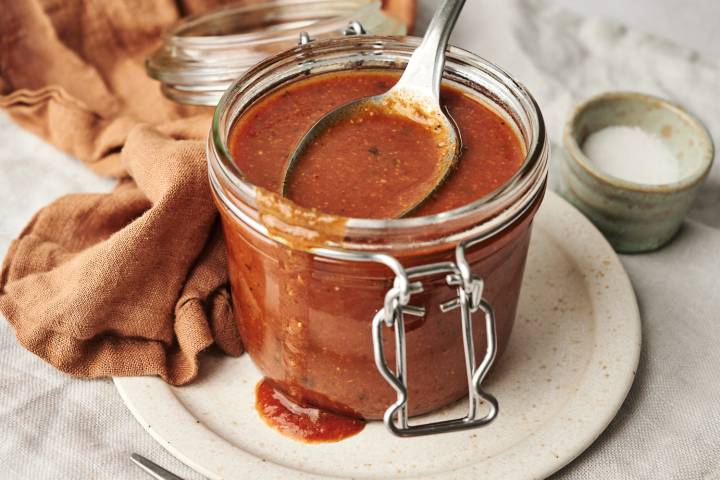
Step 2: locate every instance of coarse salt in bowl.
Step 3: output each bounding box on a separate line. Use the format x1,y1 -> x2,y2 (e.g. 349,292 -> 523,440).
561,91 -> 714,253
582,125 -> 680,185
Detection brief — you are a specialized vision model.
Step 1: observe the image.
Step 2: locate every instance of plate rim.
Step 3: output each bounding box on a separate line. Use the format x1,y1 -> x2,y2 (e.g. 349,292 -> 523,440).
114,191 -> 641,480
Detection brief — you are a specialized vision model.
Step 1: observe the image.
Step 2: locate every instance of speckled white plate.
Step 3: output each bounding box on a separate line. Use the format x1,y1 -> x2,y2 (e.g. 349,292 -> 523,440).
114,191 -> 641,480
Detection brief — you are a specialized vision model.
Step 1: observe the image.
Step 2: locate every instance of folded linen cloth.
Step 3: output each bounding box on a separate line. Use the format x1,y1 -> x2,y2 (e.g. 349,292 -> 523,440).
0,0 -> 248,385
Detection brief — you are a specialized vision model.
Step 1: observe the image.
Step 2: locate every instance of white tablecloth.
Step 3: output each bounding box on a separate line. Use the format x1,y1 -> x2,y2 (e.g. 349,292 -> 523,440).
1,1 -> 719,478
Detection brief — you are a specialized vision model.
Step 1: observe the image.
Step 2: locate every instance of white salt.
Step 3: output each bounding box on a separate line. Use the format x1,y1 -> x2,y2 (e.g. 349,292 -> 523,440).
582,126 -> 680,185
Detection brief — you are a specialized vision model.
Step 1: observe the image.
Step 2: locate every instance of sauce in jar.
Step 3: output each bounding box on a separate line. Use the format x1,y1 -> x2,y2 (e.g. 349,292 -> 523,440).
229,71 -> 524,218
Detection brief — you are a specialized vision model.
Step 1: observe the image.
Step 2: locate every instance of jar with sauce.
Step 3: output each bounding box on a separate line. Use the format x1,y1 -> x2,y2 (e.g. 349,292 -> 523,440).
207,35 -> 548,436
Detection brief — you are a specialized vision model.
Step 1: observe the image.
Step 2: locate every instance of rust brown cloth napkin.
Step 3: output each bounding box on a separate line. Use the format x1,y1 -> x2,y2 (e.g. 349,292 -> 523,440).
0,0 -> 246,385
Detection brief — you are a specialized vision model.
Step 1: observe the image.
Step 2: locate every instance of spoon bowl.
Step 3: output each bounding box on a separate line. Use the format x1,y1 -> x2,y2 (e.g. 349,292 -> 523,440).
280,0 -> 466,217
280,88 -> 462,217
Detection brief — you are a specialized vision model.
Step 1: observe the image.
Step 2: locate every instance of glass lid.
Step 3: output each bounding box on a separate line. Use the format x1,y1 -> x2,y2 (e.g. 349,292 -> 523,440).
147,0 -> 405,105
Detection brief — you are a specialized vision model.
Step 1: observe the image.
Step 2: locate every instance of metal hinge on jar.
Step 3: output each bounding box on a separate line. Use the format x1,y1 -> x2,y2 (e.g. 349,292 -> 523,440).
315,236 -> 499,437
298,20 -> 366,46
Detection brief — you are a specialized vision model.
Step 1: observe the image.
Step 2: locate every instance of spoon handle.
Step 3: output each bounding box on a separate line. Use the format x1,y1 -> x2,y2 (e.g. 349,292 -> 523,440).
394,0 -> 466,101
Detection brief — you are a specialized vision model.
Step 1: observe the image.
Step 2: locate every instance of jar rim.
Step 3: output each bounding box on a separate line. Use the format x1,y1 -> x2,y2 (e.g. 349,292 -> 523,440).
208,35 -> 549,251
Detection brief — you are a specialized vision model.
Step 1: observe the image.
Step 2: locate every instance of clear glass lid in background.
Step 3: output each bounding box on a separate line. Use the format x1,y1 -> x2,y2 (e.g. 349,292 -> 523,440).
147,0 -> 406,106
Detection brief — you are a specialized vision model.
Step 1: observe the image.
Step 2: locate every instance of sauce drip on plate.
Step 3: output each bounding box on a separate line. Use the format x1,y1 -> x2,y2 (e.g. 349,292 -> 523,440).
255,379 -> 365,443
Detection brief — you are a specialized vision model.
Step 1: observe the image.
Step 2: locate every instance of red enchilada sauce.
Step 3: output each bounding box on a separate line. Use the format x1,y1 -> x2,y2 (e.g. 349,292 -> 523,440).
286,104 -> 448,218
226,71 -> 526,442
229,71 -> 524,218
256,379 -> 364,443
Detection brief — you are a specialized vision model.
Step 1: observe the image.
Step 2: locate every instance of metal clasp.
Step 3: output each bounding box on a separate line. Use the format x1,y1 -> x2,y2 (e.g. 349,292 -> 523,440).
311,234 -> 499,437
371,240 -> 499,437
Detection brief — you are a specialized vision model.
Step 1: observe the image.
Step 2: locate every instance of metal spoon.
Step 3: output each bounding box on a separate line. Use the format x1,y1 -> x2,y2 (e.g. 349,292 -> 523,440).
130,453 -> 186,480
280,0 -> 466,217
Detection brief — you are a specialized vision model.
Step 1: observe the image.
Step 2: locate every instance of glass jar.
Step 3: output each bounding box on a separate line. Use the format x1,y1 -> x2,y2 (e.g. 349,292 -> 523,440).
208,35 -> 548,436
146,0 -> 404,105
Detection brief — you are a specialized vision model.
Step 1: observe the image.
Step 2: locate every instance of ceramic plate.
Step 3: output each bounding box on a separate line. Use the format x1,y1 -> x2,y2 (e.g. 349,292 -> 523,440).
115,191 -> 641,479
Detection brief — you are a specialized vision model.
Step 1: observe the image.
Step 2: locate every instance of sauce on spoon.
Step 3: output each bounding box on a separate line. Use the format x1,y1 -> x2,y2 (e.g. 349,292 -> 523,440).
284,103 -> 451,218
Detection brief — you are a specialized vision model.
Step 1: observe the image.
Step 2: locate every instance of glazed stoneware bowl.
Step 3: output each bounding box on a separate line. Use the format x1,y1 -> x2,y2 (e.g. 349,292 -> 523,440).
561,92 -> 714,253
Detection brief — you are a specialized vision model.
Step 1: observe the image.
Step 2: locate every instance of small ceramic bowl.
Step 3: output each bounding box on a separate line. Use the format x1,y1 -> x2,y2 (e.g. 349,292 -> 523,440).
561,92 -> 714,253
